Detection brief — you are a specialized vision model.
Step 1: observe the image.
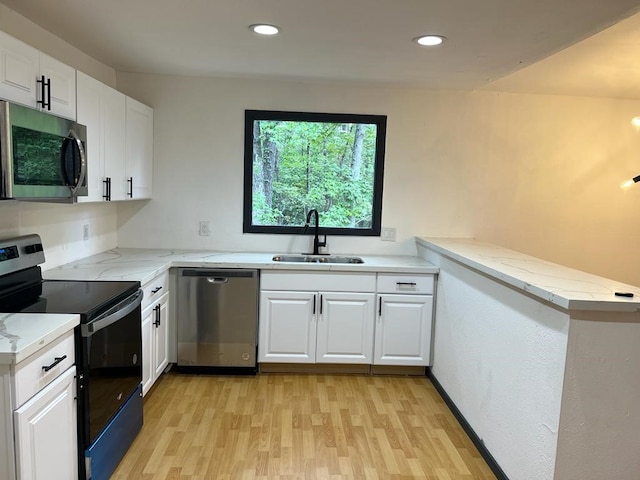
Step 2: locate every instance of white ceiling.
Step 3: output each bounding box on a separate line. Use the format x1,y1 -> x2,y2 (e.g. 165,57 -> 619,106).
2,0 -> 640,96
484,12 -> 640,99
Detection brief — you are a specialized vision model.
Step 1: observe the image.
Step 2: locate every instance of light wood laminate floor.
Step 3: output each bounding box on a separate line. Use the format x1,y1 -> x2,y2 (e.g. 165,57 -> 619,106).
111,372 -> 496,480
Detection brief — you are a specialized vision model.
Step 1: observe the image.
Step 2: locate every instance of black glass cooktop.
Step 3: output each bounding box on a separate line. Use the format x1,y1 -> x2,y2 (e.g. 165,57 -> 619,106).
2,279 -> 140,320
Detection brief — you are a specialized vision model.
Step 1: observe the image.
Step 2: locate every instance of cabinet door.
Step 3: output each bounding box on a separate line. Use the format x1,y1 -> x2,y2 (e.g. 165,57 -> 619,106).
103,85 -> 127,200
39,53 -> 76,120
125,96 -> 153,199
0,30 -> 38,108
316,292 -> 374,364
258,291 -> 316,363
154,294 -> 169,379
77,72 -> 105,203
374,294 -> 433,366
14,366 -> 77,480
141,304 -> 154,396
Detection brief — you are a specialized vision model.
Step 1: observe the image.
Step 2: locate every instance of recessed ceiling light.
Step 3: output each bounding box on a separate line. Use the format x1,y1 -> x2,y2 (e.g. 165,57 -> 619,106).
413,35 -> 446,46
249,24 -> 280,36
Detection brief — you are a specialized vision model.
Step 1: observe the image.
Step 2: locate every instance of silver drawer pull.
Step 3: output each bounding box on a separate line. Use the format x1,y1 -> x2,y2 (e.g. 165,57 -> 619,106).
42,355 -> 67,372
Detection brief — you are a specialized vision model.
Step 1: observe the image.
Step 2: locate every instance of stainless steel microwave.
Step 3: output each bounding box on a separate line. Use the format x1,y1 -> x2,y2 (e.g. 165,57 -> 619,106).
0,100 -> 87,202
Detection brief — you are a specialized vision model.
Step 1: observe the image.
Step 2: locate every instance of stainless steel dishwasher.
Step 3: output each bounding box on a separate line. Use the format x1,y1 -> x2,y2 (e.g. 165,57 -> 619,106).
176,268 -> 258,373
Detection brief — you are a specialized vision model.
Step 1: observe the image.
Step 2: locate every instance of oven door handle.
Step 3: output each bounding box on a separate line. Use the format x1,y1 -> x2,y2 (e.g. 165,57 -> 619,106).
81,290 -> 144,337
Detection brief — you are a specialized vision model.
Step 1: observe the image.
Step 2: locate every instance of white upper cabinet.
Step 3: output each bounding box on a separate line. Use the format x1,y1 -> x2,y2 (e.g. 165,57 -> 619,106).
125,96 -> 154,199
77,72 -> 129,202
103,86 -> 127,200
76,72 -> 104,202
77,71 -> 153,203
0,31 -> 38,108
38,53 -> 76,120
0,30 -> 76,120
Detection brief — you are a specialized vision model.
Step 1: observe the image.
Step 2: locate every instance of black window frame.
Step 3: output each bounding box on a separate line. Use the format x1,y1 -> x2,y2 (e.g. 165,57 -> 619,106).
243,109 -> 387,236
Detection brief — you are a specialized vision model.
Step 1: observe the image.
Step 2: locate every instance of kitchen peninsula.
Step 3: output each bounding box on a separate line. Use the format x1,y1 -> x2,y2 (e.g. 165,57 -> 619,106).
417,237 -> 640,480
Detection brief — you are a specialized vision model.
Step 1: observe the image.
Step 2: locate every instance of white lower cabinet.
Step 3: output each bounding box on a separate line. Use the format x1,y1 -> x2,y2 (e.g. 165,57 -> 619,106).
14,366 -> 77,480
154,296 -> 170,379
141,273 -> 170,396
1,330 -> 78,480
374,294 -> 433,365
259,291 -> 317,363
259,290 -> 375,364
258,271 -> 435,367
316,292 -> 375,364
374,273 -> 435,366
258,272 -> 377,364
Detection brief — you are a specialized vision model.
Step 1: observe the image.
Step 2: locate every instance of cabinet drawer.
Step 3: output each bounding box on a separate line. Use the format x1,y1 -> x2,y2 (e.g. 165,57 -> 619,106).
14,330 -> 75,407
376,274 -> 434,294
142,271 -> 169,310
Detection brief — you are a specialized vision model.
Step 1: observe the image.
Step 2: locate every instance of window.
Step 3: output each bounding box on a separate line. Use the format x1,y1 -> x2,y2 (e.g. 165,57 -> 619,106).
243,110 -> 387,236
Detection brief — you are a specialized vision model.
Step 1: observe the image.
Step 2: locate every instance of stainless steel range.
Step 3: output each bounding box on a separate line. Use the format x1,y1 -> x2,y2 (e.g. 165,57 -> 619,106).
0,234 -> 143,480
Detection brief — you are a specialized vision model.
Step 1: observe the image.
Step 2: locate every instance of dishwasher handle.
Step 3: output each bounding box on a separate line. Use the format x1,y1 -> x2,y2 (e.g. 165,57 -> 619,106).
180,269 -> 257,279
207,277 -> 229,284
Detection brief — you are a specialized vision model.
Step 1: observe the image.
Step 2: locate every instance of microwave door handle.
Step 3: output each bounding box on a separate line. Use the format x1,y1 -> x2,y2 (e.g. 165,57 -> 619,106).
67,128 -> 87,197
81,290 -> 143,337
0,101 -> 12,198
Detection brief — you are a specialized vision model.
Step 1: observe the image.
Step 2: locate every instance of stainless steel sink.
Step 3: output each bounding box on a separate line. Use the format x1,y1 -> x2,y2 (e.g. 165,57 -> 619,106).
272,254 -> 364,264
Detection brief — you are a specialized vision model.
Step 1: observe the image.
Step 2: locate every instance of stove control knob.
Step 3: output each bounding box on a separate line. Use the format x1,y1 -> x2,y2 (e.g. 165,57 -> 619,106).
24,243 -> 43,254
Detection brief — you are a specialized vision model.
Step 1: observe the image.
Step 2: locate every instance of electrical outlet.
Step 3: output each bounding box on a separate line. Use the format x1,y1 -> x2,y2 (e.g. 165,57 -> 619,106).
198,221 -> 211,236
381,227 -> 397,242
83,224 -> 89,241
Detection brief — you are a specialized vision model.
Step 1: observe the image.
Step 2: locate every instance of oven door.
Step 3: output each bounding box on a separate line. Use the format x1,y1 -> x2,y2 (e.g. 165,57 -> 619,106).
77,289 -> 143,448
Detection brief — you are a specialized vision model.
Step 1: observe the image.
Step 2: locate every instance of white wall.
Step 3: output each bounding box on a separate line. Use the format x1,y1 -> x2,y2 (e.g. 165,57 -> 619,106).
0,10 -> 118,269
555,310 -> 640,479
116,73 -> 640,286
0,201 -> 118,270
423,247 -> 570,480
115,75 -> 473,257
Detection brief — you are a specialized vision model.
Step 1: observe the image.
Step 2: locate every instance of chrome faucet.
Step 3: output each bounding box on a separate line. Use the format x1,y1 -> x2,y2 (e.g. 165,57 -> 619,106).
304,209 -> 327,255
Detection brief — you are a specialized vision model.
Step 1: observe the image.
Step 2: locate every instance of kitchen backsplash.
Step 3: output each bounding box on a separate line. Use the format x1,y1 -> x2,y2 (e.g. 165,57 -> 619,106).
0,201 -> 118,270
